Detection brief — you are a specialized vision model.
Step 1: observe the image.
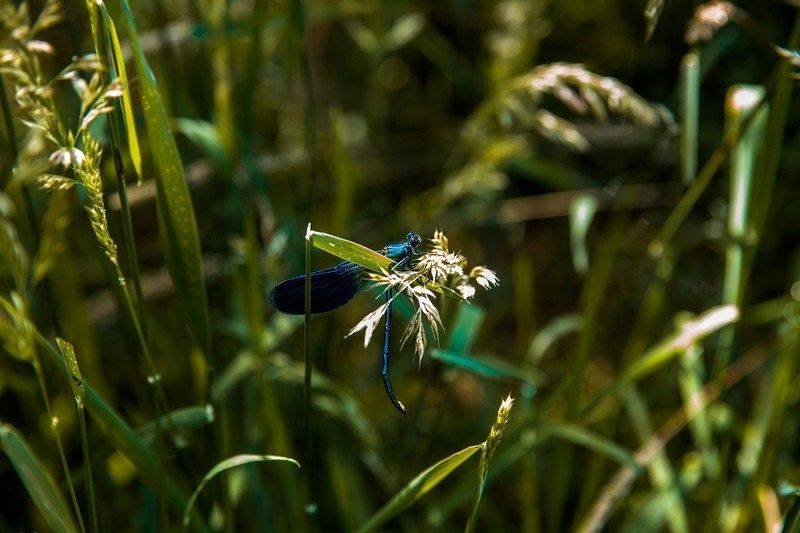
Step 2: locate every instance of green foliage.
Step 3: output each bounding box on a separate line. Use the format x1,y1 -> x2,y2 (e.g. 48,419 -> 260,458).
1,0 -> 800,531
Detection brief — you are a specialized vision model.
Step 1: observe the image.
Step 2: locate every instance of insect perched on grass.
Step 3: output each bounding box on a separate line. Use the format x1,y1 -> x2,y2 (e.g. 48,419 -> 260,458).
270,232 -> 424,413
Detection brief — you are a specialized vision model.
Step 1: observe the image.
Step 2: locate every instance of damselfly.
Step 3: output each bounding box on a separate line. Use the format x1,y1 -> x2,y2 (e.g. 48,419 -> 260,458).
270,232 -> 423,414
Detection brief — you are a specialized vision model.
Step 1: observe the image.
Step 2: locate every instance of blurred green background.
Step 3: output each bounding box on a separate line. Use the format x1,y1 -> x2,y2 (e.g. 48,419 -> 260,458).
2,0 -> 800,531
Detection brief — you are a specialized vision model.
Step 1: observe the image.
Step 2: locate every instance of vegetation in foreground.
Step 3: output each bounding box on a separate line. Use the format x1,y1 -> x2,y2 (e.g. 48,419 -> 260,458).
1,0 -> 800,531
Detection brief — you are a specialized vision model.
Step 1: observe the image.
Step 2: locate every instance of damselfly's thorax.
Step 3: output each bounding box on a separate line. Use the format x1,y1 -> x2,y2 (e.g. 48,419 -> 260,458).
382,232 -> 422,264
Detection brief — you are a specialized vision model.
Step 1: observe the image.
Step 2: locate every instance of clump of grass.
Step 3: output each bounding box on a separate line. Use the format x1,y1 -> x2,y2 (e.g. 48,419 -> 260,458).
347,230 -> 498,362
1,1 -> 121,266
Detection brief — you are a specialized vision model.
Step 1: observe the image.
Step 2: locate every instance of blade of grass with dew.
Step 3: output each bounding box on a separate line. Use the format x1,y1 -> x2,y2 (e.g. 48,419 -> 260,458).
33,331 -> 209,532
182,454 -> 300,527
99,2 -> 142,182
569,193 -> 598,275
105,0 -> 212,362
358,444 -> 482,532
713,85 -> 767,377
466,395 -> 514,532
56,338 -> 98,533
679,51 -> 700,185
310,230 -> 394,272
0,423 -> 79,533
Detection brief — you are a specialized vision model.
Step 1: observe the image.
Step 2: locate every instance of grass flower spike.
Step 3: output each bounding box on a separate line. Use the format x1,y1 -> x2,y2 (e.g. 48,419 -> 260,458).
348,230 -> 499,363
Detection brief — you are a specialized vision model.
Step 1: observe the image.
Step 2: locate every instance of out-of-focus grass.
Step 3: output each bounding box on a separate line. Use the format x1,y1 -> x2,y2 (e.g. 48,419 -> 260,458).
2,0 -> 800,531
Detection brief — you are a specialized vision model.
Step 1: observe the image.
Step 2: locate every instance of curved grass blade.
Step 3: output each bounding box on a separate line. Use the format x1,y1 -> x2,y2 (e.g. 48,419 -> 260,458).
182,454 -> 300,527
310,230 -> 393,273
100,3 -> 142,182
358,444 -> 482,532
0,423 -> 79,533
106,0 -> 212,360
431,349 -> 541,387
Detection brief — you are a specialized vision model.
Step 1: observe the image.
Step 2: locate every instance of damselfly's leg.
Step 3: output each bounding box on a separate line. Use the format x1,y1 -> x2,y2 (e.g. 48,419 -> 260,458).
382,288 -> 406,414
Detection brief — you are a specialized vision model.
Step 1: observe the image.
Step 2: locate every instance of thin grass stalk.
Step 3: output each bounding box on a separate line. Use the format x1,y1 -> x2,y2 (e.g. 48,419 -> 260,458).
56,339 -> 98,533
678,345 -> 718,479
576,253 -> 675,517
650,73 -> 777,257
204,0 -> 237,162
545,213 -> 625,529
712,85 -> 767,377
82,1 -> 177,451
75,408 -> 96,531
240,0 -> 269,135
621,388 -> 688,533
31,356 -> 86,533
0,72 -> 41,255
291,0 -> 318,214
85,0 -> 149,365
303,224 -> 316,515
679,50 -> 700,185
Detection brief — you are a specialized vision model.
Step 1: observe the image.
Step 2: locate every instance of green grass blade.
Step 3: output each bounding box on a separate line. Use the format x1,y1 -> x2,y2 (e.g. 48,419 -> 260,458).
679,51 -> 700,185
569,194 -> 597,275
527,313 -> 583,365
106,0 -> 212,361
0,423 -> 79,533
100,3 -> 142,182
541,423 -> 639,469
182,454 -> 300,527
431,349 -> 541,387
447,303 -> 484,354
620,304 -> 738,385
358,444 -> 483,532
713,85 -> 767,376
309,230 -> 393,272
138,404 -> 215,443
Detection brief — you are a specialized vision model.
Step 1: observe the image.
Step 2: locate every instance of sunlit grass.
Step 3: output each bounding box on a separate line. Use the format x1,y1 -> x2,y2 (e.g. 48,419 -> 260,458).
1,0 -> 800,531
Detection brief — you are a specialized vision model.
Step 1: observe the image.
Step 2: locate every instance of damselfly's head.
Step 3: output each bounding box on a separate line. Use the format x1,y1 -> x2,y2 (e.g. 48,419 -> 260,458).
406,232 -> 422,252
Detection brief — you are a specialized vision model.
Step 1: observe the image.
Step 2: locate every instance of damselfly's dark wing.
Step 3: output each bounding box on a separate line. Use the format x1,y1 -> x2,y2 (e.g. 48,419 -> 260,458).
269,261 -> 365,315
